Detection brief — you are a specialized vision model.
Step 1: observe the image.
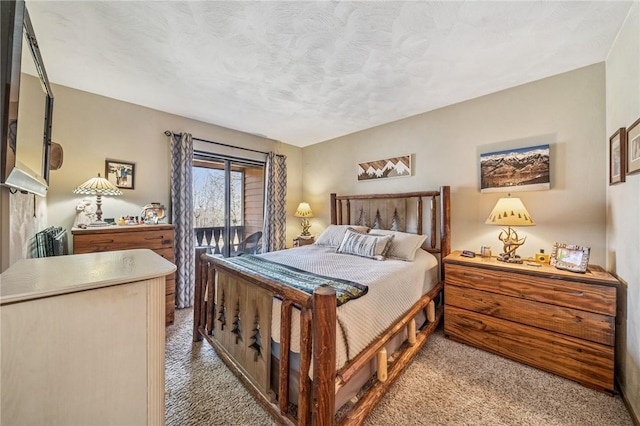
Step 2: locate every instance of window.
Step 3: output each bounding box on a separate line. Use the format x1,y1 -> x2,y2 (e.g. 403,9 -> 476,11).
193,155 -> 264,257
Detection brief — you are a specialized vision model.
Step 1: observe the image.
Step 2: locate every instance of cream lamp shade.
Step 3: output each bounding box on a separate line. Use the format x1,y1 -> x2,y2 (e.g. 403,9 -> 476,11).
485,197 -> 535,227
294,202 -> 313,236
485,196 -> 534,263
73,173 -> 122,227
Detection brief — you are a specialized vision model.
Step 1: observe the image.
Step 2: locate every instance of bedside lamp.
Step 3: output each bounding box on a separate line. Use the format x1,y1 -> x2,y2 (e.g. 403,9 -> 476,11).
485,196 -> 535,263
73,173 -> 122,227
294,202 -> 313,237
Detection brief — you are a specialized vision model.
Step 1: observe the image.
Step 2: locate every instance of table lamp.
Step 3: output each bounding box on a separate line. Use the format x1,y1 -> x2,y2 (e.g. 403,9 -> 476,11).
485,196 -> 535,263
73,173 -> 122,227
294,202 -> 313,237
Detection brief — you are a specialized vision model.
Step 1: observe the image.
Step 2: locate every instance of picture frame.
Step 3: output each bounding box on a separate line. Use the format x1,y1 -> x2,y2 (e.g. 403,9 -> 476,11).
105,159 -> 135,189
609,128 -> 626,185
626,117 -> 640,176
357,155 -> 411,181
480,144 -> 550,193
550,242 -> 590,273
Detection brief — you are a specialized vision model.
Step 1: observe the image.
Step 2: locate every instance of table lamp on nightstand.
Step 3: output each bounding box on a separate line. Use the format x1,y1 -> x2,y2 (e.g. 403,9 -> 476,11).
485,196 -> 535,264
294,202 -> 313,237
73,173 -> 122,227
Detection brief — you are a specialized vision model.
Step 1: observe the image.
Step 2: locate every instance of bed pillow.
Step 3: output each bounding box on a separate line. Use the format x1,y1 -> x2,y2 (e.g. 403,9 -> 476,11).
315,225 -> 369,248
337,228 -> 394,261
369,230 -> 427,261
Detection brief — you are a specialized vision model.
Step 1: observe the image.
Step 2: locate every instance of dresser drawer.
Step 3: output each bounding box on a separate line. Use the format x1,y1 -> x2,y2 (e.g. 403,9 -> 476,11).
445,263 -> 616,316
446,285 -> 614,346
74,230 -> 174,253
444,306 -> 614,392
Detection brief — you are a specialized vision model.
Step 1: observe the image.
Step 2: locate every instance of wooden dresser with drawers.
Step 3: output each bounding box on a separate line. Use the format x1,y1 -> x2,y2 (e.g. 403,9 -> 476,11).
72,224 -> 176,325
443,250 -> 619,393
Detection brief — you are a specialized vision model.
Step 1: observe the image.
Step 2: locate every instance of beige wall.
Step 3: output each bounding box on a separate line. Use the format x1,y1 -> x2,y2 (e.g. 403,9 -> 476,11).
302,63 -> 608,265
5,78 -> 303,263
606,2 -> 640,419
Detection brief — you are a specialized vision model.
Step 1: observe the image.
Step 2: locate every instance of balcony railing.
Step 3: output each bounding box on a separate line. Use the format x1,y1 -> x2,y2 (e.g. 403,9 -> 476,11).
194,226 -> 245,255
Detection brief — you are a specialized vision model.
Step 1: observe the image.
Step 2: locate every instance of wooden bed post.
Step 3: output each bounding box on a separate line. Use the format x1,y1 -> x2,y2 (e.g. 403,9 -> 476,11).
440,186 -> 451,257
330,193 -> 337,225
193,247 -> 207,342
312,287 -> 336,426
440,186 -> 451,279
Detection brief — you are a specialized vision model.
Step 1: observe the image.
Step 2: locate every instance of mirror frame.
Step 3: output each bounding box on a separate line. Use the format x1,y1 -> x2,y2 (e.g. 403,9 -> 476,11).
1,1 -> 54,196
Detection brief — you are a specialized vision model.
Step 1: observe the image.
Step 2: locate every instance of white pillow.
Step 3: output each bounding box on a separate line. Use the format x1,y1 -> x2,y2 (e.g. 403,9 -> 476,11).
369,230 -> 427,261
337,228 -> 394,261
315,225 -> 369,248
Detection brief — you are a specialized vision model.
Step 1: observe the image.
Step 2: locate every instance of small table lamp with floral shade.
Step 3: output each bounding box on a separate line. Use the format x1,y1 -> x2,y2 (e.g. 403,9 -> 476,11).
73,173 -> 122,227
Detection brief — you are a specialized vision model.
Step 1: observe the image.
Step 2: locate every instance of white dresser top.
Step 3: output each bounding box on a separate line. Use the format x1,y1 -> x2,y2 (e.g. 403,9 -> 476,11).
0,249 -> 176,305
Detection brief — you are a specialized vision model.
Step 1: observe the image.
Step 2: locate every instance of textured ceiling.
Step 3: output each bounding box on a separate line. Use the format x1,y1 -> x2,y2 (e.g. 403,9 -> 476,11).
26,1 -> 632,147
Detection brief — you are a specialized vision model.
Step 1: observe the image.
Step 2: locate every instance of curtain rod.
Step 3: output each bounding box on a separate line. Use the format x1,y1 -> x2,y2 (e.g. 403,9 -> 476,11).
164,130 -> 284,157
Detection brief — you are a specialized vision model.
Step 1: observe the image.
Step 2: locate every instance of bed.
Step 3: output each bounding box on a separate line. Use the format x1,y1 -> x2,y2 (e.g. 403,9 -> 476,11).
194,187 -> 451,425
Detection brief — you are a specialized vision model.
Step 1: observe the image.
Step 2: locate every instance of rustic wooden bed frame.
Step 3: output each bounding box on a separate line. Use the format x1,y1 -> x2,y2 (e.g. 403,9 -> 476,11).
194,187 -> 451,425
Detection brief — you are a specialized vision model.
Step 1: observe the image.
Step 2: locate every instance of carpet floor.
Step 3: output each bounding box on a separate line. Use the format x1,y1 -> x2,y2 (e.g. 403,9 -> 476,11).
166,308 -> 632,426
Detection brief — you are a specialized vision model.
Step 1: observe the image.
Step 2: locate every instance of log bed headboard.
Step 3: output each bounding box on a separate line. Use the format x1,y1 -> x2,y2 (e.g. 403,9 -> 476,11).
330,186 -> 451,275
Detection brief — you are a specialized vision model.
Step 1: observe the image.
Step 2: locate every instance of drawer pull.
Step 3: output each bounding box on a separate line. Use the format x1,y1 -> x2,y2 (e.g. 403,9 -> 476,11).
144,235 -> 164,240
554,288 -> 584,297
463,273 -> 485,280
94,239 -> 115,244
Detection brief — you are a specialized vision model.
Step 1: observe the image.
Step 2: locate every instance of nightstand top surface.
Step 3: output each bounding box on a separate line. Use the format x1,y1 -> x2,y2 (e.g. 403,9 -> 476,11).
444,250 -> 619,287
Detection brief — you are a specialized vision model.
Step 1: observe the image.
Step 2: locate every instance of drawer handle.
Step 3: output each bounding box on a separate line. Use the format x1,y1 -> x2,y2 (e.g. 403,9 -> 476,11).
554,288 -> 584,297
144,235 -> 164,240
462,273 -> 485,280
94,239 -> 114,244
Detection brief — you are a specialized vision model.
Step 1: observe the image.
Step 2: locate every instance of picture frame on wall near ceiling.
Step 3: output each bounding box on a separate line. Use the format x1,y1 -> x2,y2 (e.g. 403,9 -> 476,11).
105,159 -> 135,190
626,117 -> 640,176
357,155 -> 411,181
480,144 -> 550,193
609,127 -> 627,185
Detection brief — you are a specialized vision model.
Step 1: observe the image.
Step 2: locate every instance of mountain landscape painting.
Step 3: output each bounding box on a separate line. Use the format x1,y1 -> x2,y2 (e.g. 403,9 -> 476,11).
358,155 -> 411,181
480,145 -> 550,193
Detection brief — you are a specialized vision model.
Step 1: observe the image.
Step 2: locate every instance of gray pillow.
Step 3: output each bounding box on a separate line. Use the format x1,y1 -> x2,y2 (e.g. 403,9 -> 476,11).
337,228 -> 394,261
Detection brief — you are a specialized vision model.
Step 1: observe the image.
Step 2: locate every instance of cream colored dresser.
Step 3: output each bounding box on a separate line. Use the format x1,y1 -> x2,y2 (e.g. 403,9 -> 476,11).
72,224 -> 176,325
0,249 -> 175,425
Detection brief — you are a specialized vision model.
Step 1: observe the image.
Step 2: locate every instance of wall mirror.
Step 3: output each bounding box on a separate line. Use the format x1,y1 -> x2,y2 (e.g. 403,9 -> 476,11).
1,1 -> 54,196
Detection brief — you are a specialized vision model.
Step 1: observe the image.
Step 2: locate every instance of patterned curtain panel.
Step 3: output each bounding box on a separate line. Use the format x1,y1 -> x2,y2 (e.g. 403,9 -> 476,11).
170,133 -> 195,308
262,152 -> 287,253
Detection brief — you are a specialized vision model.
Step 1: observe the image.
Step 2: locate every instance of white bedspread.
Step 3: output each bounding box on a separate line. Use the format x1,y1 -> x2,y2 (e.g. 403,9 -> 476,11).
261,245 -> 438,370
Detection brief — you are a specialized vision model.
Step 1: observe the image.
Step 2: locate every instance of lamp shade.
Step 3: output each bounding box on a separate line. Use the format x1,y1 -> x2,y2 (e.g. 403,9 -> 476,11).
73,173 -> 122,196
485,197 -> 534,226
294,202 -> 313,218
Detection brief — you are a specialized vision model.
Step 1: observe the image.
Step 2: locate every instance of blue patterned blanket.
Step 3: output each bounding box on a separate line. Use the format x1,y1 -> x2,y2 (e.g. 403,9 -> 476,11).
223,254 -> 368,306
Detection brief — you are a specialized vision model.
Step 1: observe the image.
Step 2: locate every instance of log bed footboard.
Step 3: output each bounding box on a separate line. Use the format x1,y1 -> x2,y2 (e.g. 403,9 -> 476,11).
194,254 -> 443,425
193,187 -> 450,425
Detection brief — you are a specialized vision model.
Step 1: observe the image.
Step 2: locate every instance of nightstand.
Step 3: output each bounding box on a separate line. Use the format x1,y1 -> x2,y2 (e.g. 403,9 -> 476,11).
293,235 -> 315,247
443,250 -> 618,393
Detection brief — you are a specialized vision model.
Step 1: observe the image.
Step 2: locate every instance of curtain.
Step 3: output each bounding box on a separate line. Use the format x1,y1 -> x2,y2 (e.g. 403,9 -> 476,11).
170,133 -> 195,308
262,152 -> 287,253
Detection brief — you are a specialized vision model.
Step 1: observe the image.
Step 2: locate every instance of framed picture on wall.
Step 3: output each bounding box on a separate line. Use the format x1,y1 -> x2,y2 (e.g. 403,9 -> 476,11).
627,117 -> 640,176
609,128 -> 626,185
105,159 -> 135,189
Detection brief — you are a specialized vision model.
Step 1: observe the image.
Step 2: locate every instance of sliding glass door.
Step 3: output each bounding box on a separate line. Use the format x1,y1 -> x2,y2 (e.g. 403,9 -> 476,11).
193,154 -> 264,257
